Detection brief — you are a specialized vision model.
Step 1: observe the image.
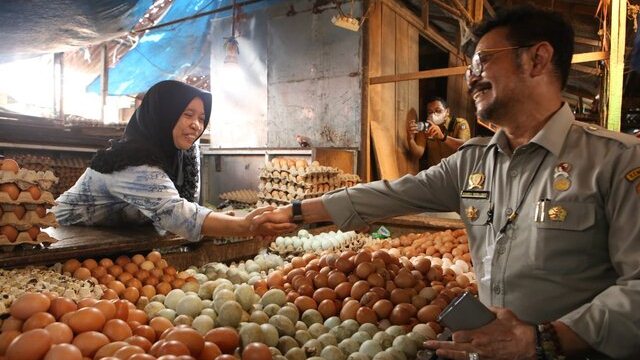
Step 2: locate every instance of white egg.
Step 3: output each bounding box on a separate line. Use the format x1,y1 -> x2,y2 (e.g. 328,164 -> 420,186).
298,229 -> 310,238
293,237 -> 303,248
449,264 -> 463,275
455,260 -> 470,273
275,237 -> 285,246
321,238 -> 333,250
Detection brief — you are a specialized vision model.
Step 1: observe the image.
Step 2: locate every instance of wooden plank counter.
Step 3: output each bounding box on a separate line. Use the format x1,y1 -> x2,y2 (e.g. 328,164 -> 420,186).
0,214 -> 464,269
0,226 -> 186,269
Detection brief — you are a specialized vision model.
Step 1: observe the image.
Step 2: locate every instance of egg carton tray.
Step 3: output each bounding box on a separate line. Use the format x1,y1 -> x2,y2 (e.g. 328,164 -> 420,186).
262,163 -> 340,175
0,190 -> 56,205
219,189 -> 259,205
1,203 -> 52,213
259,179 -> 339,191
259,170 -> 339,181
0,169 -> 58,190
258,190 -> 332,200
0,230 -> 57,250
0,211 -> 59,230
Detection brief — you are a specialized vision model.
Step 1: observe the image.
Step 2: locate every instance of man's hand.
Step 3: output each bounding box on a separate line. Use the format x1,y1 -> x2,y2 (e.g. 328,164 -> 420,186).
426,121 -> 445,141
408,119 -> 420,136
424,308 -> 537,360
245,206 -> 297,236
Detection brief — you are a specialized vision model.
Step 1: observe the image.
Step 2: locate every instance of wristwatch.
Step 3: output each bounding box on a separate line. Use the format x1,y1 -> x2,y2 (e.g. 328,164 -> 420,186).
291,199 -> 304,224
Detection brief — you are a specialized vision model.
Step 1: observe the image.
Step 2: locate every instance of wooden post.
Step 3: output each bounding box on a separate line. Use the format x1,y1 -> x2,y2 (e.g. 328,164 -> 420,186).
606,0 -> 626,131
53,52 -> 64,120
100,44 -> 109,123
469,0 -> 483,22
421,0 -> 429,30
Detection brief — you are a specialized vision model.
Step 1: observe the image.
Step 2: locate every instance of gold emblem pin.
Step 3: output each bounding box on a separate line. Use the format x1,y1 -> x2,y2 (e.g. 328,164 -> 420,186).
548,206 -> 567,222
466,206 -> 479,221
553,177 -> 571,192
468,173 -> 485,190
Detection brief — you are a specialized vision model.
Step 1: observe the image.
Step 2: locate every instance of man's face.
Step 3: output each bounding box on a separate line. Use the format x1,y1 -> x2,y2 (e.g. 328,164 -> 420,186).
426,100 -> 449,124
467,28 -> 528,124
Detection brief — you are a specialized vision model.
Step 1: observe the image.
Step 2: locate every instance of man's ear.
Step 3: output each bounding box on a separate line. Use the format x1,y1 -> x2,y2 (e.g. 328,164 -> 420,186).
530,42 -> 554,78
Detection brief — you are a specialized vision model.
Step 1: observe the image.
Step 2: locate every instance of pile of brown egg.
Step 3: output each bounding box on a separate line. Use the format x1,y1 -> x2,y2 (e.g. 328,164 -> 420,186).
261,249 -> 477,336
0,158 -> 59,248
65,251 -> 186,305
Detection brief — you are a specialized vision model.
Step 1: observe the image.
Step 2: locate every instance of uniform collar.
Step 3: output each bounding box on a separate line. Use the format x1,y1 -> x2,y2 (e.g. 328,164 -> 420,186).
486,103 -> 574,157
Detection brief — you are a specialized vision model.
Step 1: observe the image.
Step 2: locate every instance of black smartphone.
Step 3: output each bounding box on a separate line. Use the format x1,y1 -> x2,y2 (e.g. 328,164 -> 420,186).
437,291 -> 496,331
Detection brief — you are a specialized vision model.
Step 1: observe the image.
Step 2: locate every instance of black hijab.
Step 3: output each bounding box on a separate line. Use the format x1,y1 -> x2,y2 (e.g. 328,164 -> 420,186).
90,80 -> 212,201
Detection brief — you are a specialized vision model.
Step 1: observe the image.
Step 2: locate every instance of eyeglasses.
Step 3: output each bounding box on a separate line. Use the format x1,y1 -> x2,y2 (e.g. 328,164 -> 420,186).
465,45 -> 534,82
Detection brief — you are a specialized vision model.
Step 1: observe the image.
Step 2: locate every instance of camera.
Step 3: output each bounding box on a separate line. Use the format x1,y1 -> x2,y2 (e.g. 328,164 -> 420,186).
416,121 -> 430,132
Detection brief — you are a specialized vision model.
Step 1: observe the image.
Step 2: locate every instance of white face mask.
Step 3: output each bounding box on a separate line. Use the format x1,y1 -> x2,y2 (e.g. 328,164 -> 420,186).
429,112 -> 446,125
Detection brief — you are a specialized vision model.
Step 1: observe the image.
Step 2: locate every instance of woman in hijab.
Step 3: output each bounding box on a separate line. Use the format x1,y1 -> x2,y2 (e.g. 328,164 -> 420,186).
53,80 -> 295,241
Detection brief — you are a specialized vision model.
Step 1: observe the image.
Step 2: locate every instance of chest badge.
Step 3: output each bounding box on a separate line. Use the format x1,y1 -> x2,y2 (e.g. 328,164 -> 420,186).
468,173 -> 485,190
465,206 -> 479,221
553,162 -> 572,192
548,206 -> 567,222
553,177 -> 572,192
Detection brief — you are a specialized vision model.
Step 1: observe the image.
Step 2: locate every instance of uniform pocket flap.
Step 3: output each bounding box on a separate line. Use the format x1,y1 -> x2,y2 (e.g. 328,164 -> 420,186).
460,198 -> 491,225
536,201 -> 595,231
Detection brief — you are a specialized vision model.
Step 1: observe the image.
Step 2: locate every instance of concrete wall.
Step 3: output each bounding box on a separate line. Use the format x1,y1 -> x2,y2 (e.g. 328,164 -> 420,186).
209,0 -> 363,149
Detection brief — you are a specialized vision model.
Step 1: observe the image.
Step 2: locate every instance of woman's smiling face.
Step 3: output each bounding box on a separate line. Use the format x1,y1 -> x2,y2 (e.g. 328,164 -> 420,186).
172,97 -> 206,150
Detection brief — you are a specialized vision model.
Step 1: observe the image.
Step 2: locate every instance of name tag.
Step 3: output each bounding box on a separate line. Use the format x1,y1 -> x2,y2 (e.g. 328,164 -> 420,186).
460,190 -> 490,200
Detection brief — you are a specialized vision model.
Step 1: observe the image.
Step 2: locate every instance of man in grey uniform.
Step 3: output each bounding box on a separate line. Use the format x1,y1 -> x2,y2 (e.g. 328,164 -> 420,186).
252,5 -> 640,360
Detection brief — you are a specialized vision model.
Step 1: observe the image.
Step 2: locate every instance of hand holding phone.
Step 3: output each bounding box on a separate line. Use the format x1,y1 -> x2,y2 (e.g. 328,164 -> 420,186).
437,291 -> 496,331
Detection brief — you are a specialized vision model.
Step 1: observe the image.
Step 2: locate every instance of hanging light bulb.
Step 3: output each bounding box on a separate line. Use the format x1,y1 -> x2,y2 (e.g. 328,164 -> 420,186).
223,37 -> 239,64
223,0 -> 240,64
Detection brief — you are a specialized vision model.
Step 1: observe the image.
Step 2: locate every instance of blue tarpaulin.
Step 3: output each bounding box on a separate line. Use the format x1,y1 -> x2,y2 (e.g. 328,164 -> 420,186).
87,0 -> 282,96
87,0 -> 231,96
0,0 -> 147,63
87,0 -> 215,96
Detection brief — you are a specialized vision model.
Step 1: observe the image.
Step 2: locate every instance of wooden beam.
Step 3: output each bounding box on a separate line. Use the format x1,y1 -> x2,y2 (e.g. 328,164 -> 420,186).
607,0 -> 626,131
469,0 -> 484,22
369,52 -> 607,85
572,51 -> 607,63
483,0 -> 495,18
431,0 -> 461,18
575,36 -> 601,47
421,0 -> 429,30
451,0 -> 474,25
550,1 -> 597,16
381,0 -> 460,55
565,85 -> 596,100
571,63 -> 601,76
370,66 -> 467,84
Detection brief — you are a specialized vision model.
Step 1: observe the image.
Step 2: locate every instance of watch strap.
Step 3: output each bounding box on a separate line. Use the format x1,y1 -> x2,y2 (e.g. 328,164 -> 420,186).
291,199 -> 304,224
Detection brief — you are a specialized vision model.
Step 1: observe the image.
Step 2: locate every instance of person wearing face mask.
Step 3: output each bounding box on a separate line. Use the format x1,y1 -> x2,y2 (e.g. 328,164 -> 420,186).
407,96 -> 471,170
53,80 -> 295,241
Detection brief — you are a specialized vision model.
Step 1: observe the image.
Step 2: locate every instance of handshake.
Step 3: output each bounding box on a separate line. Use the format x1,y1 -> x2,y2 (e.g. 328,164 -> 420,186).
244,205 -> 298,237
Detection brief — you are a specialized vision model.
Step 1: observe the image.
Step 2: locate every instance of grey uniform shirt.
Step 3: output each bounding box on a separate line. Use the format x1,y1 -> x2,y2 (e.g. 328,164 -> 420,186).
322,104 -> 640,358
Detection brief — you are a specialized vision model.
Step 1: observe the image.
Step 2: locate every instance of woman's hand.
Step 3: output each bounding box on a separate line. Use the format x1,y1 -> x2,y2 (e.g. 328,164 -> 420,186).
245,206 -> 297,236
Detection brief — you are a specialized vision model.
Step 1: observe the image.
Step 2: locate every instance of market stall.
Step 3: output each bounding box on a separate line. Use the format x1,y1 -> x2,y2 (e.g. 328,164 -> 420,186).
0,154 -> 471,360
